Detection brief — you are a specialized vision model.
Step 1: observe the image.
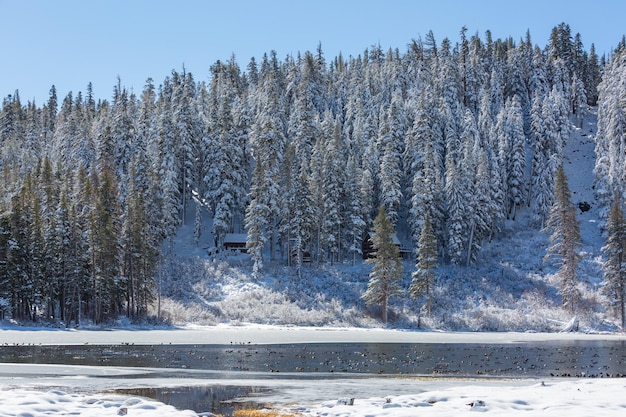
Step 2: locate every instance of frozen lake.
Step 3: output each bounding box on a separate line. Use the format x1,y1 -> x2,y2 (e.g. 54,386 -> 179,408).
1,327 -> 625,414
2,339 -> 625,377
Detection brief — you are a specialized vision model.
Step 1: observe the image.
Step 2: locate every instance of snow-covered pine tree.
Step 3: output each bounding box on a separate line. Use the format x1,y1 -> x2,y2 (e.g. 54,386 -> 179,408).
408,93 -> 444,249
601,195 -> 626,328
593,48 -> 626,221
361,131 -> 380,222
529,91 -> 545,208
378,89 -> 406,225
528,46 -> 549,100
444,126 -> 471,265
290,157 -> 316,276
156,78 -> 181,250
571,73 -> 587,128
210,64 -> 245,248
409,213 -> 437,316
245,161 -> 269,280
362,206 -> 403,324
471,145 -> 494,256
344,154 -> 366,265
134,78 -> 158,192
505,95 -> 526,220
477,87 -> 493,142
135,78 -> 165,257
246,52 -> 287,263
171,70 -> 199,226
544,166 -> 582,313
287,51 -> 323,162
321,113 -> 344,263
108,81 -> 136,203
585,43 -> 601,106
489,65 -> 505,118
434,38 -> 461,115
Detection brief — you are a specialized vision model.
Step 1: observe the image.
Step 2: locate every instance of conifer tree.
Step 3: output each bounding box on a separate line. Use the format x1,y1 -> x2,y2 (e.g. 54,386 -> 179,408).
173,70 -> 199,226
156,78 -> 181,249
409,213 -> 437,316
7,191 -> 33,320
505,95 -> 527,220
122,164 -> 156,319
290,157 -> 316,276
345,154 -> 366,265
89,166 -> 122,323
444,149 -> 469,265
362,206 -> 403,323
245,162 -> 269,279
246,53 -> 286,264
321,114 -> 344,263
544,166 -> 582,313
602,196 -> 626,328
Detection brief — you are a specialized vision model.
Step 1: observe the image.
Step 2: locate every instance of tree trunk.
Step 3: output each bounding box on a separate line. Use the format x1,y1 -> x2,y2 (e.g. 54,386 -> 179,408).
619,290 -> 626,330
466,222 -> 475,266
381,295 -> 388,324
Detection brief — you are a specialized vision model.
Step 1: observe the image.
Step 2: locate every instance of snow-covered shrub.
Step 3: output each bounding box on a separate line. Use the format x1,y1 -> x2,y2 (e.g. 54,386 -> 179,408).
151,298 -> 219,326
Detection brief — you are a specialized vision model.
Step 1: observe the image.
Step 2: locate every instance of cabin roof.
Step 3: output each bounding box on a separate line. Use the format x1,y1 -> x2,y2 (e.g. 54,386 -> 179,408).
224,233 -> 247,244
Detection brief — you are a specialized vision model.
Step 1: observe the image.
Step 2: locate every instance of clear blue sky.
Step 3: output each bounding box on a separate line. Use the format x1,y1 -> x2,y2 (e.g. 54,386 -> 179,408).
1,0 -> 624,104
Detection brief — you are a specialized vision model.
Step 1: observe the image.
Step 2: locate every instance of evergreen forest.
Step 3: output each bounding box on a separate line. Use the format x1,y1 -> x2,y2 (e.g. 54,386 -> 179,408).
1,23 -> 626,328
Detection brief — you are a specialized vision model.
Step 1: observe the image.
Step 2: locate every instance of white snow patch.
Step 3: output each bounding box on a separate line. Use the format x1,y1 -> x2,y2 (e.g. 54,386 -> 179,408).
303,379 -> 626,417
0,389 -> 198,417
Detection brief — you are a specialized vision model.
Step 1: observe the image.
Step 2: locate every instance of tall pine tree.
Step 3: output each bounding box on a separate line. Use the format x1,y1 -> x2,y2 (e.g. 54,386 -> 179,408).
362,206 -> 403,323
544,166 -> 582,313
602,196 -> 626,328
409,213 -> 437,316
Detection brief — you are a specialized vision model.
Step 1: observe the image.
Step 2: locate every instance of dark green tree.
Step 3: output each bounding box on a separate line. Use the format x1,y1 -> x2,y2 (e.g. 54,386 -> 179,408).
362,206 -> 403,323
409,213 -> 437,316
89,166 -> 122,323
544,166 -> 581,313
602,196 -> 626,328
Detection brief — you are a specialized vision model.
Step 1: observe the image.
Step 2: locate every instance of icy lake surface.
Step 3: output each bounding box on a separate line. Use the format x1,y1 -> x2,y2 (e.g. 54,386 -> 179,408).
2,340 -> 625,378
1,327 -> 626,414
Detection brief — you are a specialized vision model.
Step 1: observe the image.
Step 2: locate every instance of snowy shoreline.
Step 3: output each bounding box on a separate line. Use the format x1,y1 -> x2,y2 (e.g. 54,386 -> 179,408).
1,324 -> 625,345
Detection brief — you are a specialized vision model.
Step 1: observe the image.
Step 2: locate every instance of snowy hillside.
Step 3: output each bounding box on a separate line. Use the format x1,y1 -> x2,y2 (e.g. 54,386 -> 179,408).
4,24 -> 623,332
155,108 -> 617,333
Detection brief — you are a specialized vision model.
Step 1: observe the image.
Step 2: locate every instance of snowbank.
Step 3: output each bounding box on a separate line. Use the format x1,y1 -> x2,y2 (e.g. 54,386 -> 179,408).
1,324 -> 625,345
0,389 -> 198,417
305,379 -> 626,416
2,379 -> 626,416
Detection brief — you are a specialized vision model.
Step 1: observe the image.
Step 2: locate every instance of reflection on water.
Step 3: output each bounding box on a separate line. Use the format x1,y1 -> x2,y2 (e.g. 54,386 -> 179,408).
113,385 -> 267,416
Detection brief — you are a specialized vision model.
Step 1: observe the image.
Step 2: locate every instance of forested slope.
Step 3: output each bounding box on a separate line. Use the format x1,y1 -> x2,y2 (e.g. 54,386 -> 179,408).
1,23 -> 625,330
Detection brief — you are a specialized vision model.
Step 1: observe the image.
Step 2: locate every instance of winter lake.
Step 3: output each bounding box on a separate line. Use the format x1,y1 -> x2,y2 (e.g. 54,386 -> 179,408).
1,329 -> 626,414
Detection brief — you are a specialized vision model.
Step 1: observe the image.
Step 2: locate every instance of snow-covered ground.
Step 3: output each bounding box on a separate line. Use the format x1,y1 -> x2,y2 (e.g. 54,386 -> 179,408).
0,389 -> 199,417
304,379 -> 626,417
1,323 -> 625,345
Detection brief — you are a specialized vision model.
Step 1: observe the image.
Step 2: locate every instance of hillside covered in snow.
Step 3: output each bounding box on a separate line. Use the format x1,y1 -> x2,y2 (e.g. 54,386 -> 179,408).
155,106 -> 615,332
2,23 -> 626,332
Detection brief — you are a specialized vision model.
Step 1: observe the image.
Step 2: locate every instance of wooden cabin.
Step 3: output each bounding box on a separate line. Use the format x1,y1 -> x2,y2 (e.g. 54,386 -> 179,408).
223,233 -> 247,253
362,231 -> 412,259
